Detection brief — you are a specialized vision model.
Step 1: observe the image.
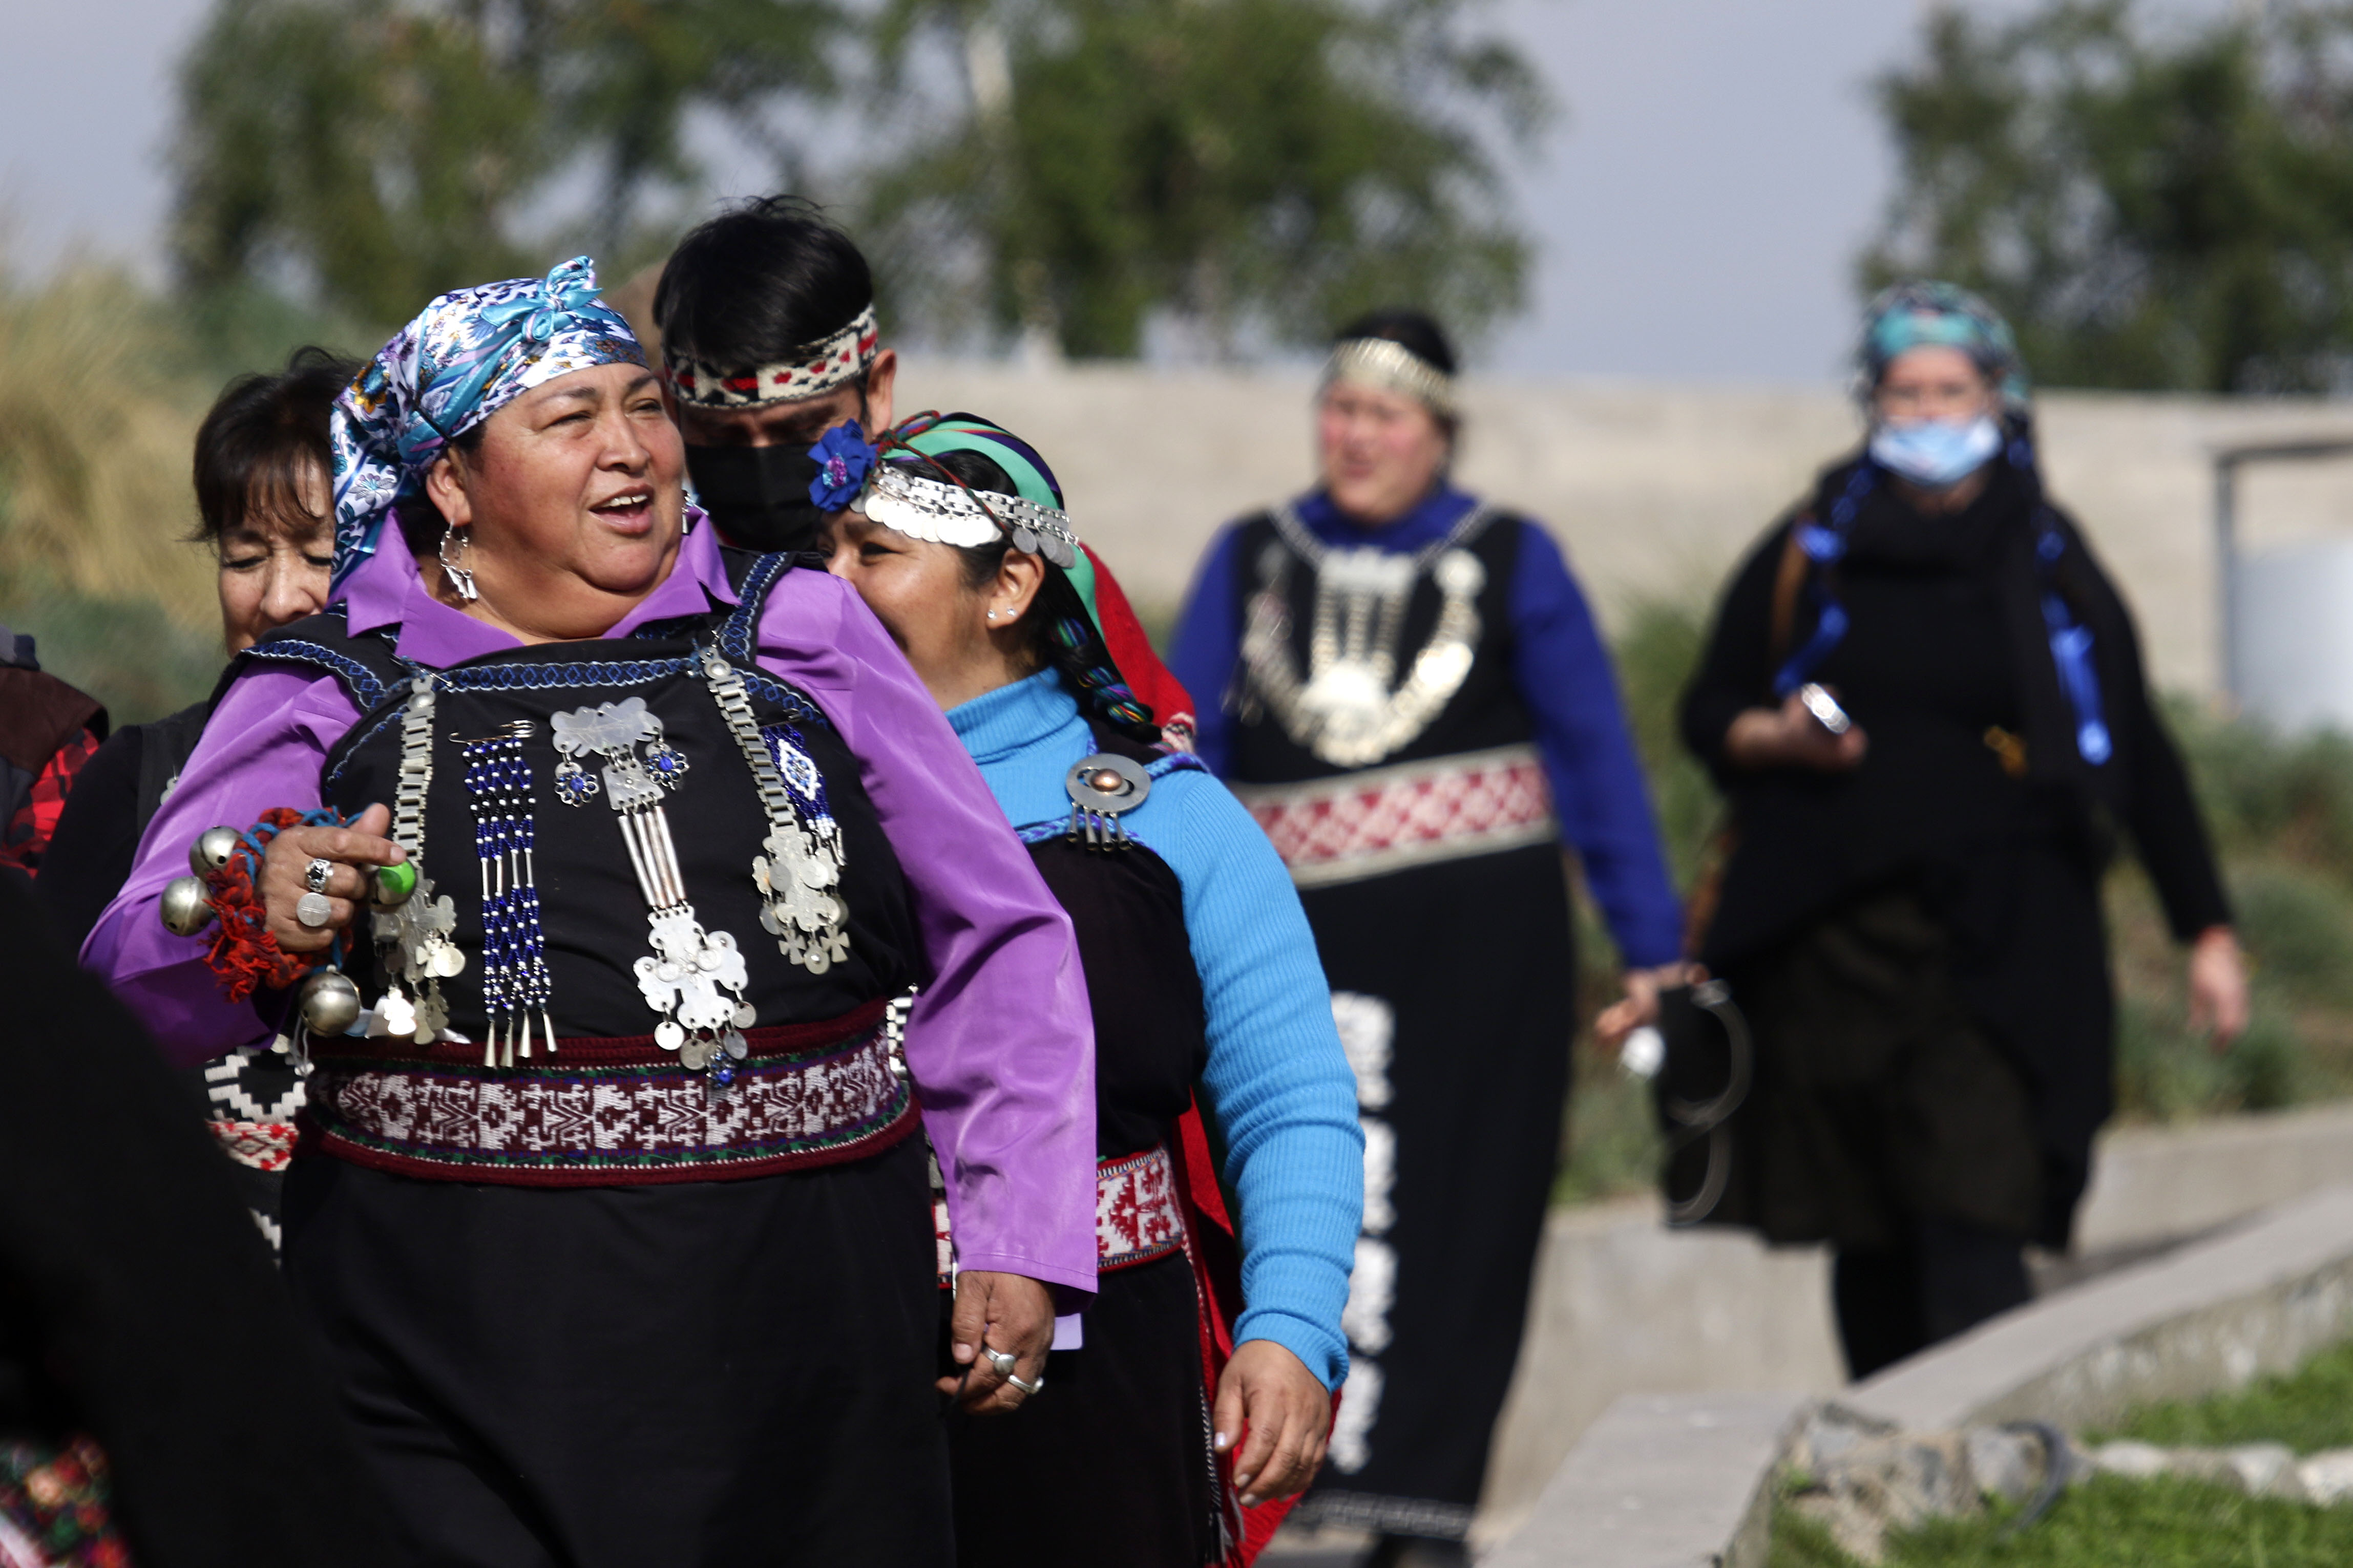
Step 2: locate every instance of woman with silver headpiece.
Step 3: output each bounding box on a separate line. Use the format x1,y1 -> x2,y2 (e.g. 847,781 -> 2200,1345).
1169,311 -> 1684,1565
84,259 -> 1099,1564
1677,282 -> 2246,1378
821,412 -> 1360,1567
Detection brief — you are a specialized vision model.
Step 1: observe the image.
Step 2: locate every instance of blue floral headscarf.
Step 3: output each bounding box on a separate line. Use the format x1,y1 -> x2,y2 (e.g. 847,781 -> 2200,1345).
1858,281 -> 2031,414
329,256 -> 646,586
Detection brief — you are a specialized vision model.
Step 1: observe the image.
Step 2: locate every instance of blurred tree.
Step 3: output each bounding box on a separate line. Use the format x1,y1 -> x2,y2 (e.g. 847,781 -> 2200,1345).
1866,0 -> 2353,394
171,0 -> 844,328
865,0 -> 1551,359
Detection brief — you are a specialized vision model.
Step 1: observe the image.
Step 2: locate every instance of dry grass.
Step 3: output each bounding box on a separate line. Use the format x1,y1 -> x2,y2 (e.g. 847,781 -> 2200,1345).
0,263 -> 216,627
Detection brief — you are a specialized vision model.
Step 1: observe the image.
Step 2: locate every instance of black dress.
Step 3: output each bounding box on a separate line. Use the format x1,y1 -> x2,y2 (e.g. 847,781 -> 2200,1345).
240,551 -> 951,1565
1679,450 -> 2231,1373
1213,506 -> 1575,1544
948,723 -> 1221,1567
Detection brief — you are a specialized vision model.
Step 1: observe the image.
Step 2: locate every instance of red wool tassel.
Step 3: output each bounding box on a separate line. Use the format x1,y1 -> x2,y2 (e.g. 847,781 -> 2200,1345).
199,807 -> 326,1002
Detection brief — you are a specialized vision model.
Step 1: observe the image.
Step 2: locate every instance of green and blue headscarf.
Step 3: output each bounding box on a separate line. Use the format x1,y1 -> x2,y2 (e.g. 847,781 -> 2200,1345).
329,256 -> 646,587
830,412 -> 1158,737
1859,281 -> 2030,413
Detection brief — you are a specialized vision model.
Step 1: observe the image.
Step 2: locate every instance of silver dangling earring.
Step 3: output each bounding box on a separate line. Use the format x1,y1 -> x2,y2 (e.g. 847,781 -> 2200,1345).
439,525 -> 479,602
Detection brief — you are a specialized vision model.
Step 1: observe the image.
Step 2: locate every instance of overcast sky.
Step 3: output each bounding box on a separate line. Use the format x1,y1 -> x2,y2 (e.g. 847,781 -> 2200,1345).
0,0 -> 2219,385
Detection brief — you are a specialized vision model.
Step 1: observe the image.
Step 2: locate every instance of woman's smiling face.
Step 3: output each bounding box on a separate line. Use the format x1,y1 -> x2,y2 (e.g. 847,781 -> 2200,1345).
423,362 -> 688,637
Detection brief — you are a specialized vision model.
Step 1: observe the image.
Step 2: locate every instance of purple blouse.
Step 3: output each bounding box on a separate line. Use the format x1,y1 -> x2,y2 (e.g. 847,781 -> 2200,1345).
85,526 -> 1100,1299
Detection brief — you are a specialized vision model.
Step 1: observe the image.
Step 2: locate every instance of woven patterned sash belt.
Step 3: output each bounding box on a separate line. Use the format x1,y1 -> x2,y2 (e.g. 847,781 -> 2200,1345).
1232,741 -> 1557,889
934,1142 -> 1184,1286
300,994 -> 913,1187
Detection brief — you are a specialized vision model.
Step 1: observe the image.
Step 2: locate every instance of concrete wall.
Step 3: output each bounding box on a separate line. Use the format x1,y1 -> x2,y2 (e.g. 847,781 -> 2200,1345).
892,358 -> 2353,696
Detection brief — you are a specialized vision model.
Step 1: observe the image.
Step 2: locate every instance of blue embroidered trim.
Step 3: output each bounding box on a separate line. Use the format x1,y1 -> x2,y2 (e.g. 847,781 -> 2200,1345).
244,638 -> 390,712
1146,752 -> 1209,780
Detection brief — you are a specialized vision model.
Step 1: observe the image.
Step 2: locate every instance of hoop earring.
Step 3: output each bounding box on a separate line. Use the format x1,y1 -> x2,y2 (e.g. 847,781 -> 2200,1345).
439,525 -> 479,602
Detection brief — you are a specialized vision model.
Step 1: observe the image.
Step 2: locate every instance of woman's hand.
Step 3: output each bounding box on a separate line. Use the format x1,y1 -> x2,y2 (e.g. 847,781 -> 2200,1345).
938,1270 -> 1054,1414
2189,926 -> 2250,1053
1723,692 -> 1867,773
260,803 -> 403,953
1593,962 -> 1699,1051
1213,1340 -> 1332,1505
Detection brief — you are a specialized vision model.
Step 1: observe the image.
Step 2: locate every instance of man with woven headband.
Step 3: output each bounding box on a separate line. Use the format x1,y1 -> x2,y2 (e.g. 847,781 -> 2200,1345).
1170,310 -> 1684,1564
652,196 -> 1201,745
817,411 -> 1360,1567
87,256 -> 1100,1564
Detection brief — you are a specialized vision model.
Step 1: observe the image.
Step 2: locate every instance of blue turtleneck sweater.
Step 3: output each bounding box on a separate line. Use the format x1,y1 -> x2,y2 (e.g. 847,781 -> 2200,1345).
946,670 -> 1363,1390
1169,484 -> 1684,968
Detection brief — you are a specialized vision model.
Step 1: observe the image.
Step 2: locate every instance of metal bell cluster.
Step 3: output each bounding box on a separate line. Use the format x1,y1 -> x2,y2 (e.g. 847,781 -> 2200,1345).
155,822 -> 410,1040
158,824 -> 244,937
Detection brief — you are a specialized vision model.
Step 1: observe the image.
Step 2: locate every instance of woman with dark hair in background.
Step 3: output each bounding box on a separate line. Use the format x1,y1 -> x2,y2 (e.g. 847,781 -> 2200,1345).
823,412 -> 1359,1567
653,196 -> 1200,745
1677,283 -> 2248,1379
1168,311 -> 1683,1565
45,347 -> 353,1246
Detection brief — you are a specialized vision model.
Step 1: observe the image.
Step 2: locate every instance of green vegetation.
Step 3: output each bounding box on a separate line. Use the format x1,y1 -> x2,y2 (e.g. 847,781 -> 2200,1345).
1773,1475 -> 2353,1567
2102,1338 -> 2353,1455
1868,0 -> 2353,395
867,0 -> 1549,357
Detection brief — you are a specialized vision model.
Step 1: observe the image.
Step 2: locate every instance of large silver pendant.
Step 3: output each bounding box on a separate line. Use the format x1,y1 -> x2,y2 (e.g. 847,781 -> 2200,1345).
554,696 -> 754,1072
369,672 -> 459,1043
1241,507 -> 1493,770
704,651 -> 852,976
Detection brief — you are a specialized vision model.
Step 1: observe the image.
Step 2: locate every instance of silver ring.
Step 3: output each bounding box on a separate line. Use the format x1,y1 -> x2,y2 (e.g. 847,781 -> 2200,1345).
982,1346 -> 1018,1379
1007,1371 -> 1044,1396
295,892 -> 333,929
303,857 -> 334,895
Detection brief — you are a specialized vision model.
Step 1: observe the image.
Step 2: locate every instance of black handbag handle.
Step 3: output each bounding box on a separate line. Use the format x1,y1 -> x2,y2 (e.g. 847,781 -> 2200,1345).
1656,980 -> 1753,1227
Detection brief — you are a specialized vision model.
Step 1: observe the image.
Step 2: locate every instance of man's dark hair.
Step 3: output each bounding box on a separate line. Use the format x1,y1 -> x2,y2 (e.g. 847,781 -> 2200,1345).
191,346 -> 360,548
655,196 -> 873,371
1332,307 -> 1458,376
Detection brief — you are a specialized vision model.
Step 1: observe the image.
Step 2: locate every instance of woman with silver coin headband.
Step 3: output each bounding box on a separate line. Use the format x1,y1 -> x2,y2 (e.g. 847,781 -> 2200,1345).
821,412 -> 1361,1567
85,259 -> 1098,1565
1169,311 -> 1685,1565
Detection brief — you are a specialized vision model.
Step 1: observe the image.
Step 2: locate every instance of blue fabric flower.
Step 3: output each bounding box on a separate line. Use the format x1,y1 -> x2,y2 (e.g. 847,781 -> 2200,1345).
808,421 -> 876,511
329,256 -> 646,586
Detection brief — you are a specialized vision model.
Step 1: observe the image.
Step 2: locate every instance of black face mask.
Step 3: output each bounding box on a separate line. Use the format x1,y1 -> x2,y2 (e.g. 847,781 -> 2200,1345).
685,442 -> 829,555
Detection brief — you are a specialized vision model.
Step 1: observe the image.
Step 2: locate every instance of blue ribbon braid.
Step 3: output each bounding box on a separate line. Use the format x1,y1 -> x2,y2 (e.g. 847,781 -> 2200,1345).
1769,438 -> 2110,768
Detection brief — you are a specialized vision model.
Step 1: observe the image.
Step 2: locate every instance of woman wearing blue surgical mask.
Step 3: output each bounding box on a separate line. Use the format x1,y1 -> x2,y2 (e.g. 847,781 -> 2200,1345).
1676,282 -> 2247,1378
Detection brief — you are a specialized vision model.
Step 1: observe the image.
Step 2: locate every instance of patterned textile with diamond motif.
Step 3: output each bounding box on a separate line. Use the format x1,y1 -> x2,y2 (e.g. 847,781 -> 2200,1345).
1235,743 -> 1554,889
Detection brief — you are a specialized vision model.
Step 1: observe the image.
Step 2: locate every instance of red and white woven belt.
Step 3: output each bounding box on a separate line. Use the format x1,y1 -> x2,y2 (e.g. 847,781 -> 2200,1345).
302,1000 -> 913,1187
210,1119 -> 297,1172
1233,741 -> 1556,889
935,1142 -> 1185,1285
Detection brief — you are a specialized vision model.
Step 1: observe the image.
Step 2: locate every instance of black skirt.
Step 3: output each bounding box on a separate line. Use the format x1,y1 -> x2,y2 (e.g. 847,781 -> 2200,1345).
949,1252 -> 1217,1567
1722,885 -> 2049,1251
1291,843 -> 1575,1543
282,1137 -> 950,1567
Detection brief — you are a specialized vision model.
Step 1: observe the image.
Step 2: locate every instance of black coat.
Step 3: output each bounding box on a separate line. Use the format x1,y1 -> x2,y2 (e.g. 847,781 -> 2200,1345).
0,875 -> 390,1565
1678,450 -> 2230,1246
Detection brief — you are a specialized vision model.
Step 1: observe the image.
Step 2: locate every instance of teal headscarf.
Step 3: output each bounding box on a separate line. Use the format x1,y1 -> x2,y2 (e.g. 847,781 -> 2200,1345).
1859,281 -> 2030,413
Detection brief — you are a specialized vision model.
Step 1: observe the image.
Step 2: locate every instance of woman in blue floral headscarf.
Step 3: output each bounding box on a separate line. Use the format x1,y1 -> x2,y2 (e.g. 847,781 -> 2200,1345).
86,258 -> 1102,1565
1677,282 -> 2247,1378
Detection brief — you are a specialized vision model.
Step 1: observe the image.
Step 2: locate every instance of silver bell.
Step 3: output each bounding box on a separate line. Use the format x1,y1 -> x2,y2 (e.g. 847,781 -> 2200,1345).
159,875 -> 217,937
189,825 -> 241,878
298,968 -> 363,1037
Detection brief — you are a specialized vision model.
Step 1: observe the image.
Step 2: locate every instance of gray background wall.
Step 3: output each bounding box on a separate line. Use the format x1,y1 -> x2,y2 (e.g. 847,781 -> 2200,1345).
896,359 -> 2353,697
